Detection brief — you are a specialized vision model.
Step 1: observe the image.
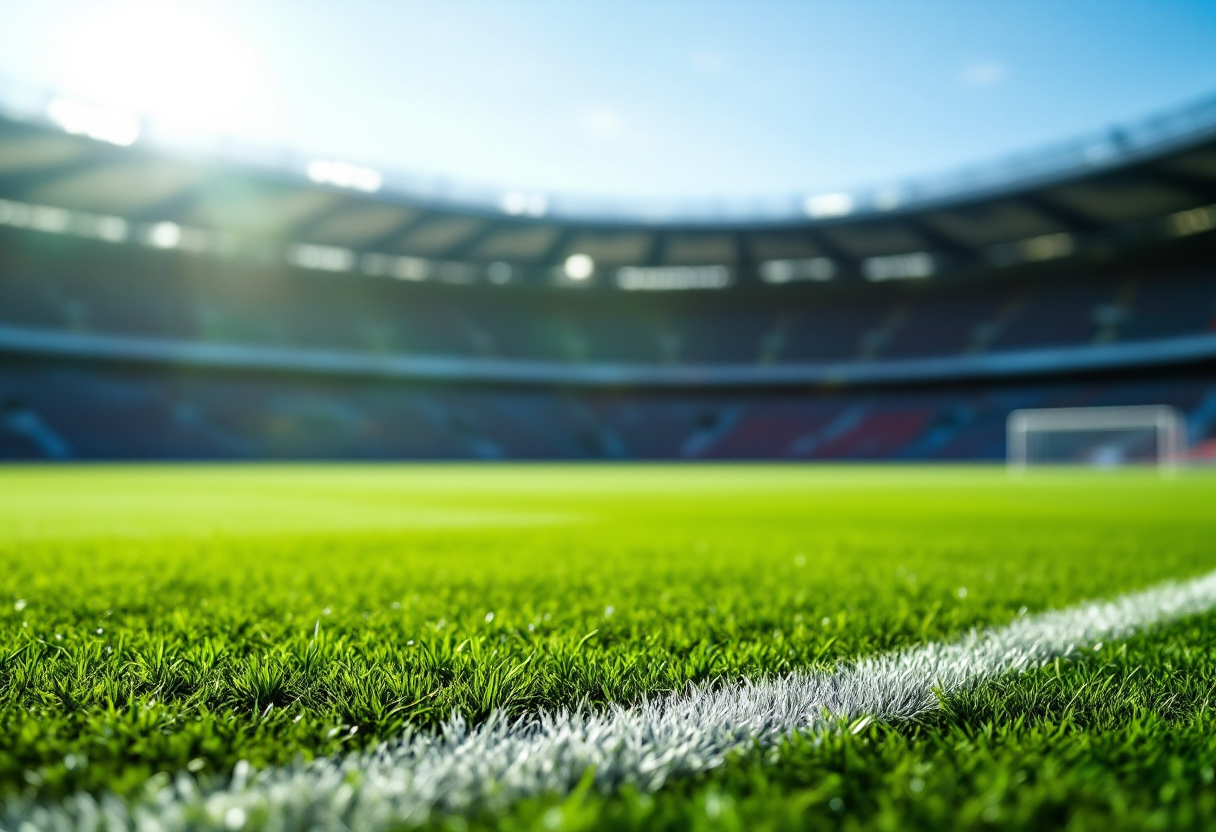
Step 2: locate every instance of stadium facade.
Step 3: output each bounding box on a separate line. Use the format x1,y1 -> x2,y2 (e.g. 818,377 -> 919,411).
0,90 -> 1214,461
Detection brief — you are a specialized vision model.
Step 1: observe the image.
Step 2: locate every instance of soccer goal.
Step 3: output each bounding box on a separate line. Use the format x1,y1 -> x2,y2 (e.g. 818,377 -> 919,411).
1007,405 -> 1185,472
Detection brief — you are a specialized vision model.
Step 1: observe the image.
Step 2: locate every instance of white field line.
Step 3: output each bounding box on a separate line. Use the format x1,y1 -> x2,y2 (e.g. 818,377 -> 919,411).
9,569 -> 1216,832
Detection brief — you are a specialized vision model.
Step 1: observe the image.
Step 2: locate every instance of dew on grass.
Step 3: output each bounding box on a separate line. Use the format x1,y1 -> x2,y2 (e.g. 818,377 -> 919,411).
13,599 -> 26,611
957,587 -> 968,598
485,612 -> 495,623
604,605 -> 615,617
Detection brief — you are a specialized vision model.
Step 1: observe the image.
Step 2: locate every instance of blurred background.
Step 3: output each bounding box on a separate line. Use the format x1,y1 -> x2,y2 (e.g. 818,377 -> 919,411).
0,0 -> 1214,463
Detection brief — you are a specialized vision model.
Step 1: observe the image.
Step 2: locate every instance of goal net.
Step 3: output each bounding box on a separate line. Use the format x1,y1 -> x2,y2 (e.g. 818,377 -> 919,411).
1007,405 -> 1185,471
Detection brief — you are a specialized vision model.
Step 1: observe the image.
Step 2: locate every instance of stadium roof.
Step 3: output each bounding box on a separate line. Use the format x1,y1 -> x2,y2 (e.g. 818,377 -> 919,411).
1,85 -> 1214,293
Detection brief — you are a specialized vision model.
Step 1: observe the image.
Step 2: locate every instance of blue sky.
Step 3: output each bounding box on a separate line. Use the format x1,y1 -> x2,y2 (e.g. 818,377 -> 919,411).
0,0 -> 1213,201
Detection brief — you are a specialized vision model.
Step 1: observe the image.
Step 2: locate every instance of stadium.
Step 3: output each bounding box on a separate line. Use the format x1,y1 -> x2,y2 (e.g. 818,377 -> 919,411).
1,91 -> 1215,461
2,4 -> 1216,831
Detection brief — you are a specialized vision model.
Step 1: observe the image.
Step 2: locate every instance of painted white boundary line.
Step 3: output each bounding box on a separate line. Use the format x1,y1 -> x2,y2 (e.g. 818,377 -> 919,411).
9,569 -> 1216,832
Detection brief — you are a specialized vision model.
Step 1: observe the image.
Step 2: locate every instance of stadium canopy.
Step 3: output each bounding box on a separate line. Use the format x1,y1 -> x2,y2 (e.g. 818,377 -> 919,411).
1,84 -> 1214,294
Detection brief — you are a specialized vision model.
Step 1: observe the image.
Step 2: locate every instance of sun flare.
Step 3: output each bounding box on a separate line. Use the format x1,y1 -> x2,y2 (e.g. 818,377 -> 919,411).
52,0 -> 277,140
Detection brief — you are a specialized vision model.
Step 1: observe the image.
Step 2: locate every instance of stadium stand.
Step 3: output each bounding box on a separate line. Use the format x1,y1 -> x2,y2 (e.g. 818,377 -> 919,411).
1,230 -> 1212,365
1,358 -> 1214,462
0,90 -> 1214,461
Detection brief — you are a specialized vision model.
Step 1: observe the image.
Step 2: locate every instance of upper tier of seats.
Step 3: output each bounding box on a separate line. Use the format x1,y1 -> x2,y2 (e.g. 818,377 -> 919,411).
2,229 -> 1212,367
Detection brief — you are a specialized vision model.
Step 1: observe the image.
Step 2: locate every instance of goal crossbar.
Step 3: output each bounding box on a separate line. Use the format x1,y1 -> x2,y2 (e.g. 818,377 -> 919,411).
1007,405 -> 1184,471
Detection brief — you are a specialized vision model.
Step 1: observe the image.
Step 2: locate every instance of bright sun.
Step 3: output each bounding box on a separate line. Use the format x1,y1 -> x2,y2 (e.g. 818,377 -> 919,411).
53,0 -> 278,141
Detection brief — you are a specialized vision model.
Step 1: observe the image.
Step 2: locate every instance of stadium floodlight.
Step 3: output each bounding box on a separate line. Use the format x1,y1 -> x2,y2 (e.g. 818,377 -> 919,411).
46,97 -> 140,146
1007,405 -> 1185,473
803,192 -> 853,219
862,251 -> 935,281
759,257 -> 835,284
84,215 -> 129,243
391,256 -> 431,282
500,192 -> 548,217
306,160 -> 382,193
146,221 -> 183,249
564,253 -> 595,281
287,243 -> 356,273
0,198 -> 129,243
615,265 -> 731,291
1019,233 -> 1074,262
1168,204 -> 1216,238
28,206 -> 71,234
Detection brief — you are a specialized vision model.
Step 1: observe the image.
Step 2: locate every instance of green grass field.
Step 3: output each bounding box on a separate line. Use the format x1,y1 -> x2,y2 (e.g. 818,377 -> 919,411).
2,464 -> 1216,830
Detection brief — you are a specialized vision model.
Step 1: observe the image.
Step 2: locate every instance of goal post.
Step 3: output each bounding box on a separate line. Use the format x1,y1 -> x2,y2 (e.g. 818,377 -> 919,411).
1007,405 -> 1185,472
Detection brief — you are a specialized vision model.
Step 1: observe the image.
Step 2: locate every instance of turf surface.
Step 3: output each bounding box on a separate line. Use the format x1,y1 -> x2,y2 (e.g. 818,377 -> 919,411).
478,611 -> 1216,832
2,464 -> 1215,828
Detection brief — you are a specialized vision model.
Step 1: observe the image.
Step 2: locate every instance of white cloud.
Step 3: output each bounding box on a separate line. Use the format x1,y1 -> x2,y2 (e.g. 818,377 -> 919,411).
959,61 -> 1008,88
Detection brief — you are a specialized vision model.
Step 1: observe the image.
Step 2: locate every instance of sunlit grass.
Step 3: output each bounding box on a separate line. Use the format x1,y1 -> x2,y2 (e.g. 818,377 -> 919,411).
490,611 -> 1216,831
2,464 -> 1214,826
